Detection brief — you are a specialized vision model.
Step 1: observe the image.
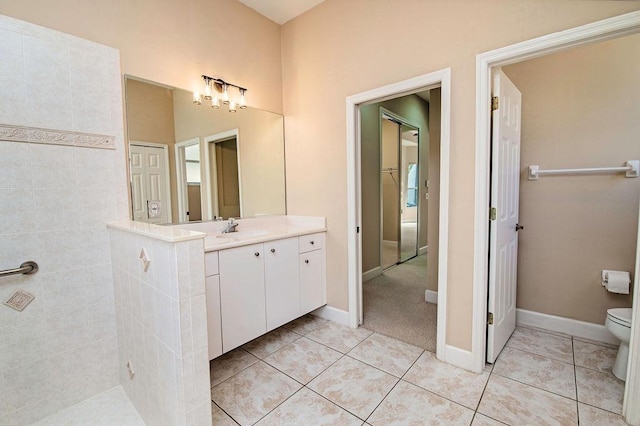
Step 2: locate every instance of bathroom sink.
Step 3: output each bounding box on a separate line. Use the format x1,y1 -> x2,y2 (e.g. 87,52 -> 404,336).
216,230 -> 270,240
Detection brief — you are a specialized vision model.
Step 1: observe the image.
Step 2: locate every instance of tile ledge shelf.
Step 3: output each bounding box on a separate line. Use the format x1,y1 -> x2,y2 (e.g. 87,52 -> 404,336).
0,123 -> 115,150
107,220 -> 205,242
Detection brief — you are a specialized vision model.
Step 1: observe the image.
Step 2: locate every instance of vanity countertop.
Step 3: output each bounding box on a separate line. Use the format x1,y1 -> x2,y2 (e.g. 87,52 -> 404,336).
172,215 -> 326,252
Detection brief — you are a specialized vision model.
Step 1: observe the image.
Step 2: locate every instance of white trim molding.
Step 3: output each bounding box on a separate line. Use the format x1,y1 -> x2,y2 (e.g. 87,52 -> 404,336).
346,68 -> 451,364
425,290 -> 438,305
362,266 -> 383,283
473,11 -> 640,421
516,309 -> 619,345
0,123 -> 115,149
312,305 -> 349,326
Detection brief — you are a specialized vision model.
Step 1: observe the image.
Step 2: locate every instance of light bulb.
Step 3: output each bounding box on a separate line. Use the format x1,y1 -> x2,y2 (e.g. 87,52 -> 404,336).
211,97 -> 220,109
239,89 -> 247,109
229,101 -> 237,113
192,92 -> 202,105
204,80 -> 212,100
223,84 -> 229,104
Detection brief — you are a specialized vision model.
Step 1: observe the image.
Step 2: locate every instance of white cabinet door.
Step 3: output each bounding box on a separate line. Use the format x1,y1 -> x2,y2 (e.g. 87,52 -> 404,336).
219,243 -> 266,352
265,238 -> 300,330
205,275 -> 223,359
300,249 -> 324,314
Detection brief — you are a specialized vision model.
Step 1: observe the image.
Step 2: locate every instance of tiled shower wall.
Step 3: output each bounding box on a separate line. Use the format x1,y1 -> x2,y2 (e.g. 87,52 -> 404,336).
0,15 -> 128,424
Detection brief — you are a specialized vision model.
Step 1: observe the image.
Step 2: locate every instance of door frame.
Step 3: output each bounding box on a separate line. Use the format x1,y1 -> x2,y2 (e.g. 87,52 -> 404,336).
473,10 -> 640,418
203,129 -> 242,220
346,68 -> 451,363
175,137 -> 201,223
129,140 -> 172,223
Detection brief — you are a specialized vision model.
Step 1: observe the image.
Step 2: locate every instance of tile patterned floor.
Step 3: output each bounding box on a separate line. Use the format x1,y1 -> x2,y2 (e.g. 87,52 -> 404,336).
211,317 -> 628,425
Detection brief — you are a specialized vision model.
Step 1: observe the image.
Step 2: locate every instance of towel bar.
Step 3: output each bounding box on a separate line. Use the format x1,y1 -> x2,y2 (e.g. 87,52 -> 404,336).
528,160 -> 639,180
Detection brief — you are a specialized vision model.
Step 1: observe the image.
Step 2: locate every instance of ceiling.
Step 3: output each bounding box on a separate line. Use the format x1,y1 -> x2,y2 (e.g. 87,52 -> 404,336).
237,0 -> 326,25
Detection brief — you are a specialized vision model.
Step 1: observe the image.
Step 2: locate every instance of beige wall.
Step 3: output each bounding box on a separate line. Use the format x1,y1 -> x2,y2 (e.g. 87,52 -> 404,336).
361,95 -> 431,273
502,34 -> 639,324
0,0 -> 283,113
281,1 -> 640,350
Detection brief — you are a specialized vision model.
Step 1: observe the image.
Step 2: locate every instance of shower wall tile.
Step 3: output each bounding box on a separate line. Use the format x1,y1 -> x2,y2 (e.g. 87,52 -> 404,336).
0,28 -> 23,79
0,140 -> 31,188
0,14 -> 127,425
0,76 -> 27,124
108,227 -> 211,426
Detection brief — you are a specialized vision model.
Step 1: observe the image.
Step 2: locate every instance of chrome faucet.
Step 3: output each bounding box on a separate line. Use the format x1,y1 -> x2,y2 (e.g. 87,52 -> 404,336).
221,218 -> 239,233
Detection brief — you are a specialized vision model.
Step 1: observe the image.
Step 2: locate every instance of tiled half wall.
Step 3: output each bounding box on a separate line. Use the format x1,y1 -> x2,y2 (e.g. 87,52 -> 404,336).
108,225 -> 212,425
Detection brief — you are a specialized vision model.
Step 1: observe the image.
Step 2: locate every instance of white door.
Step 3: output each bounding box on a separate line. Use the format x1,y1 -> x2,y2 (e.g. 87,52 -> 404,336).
487,69 -> 522,363
129,144 -> 169,224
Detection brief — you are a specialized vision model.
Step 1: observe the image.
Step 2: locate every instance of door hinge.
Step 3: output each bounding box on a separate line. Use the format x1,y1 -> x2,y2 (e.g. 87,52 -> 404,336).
491,96 -> 499,111
490,207 -> 497,221
356,226 -> 360,234
487,312 -> 494,325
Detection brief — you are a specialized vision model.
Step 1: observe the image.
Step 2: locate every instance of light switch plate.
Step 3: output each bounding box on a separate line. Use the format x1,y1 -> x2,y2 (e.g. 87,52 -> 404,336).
139,248 -> 151,272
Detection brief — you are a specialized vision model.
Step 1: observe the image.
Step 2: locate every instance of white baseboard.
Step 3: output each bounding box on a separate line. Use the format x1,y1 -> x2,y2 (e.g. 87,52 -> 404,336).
312,305 -> 350,326
425,290 -> 438,304
362,266 -> 382,283
516,308 -> 619,345
418,245 -> 428,256
444,345 -> 477,372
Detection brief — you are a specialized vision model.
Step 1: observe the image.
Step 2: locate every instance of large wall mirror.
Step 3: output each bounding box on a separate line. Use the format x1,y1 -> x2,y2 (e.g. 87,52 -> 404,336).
125,76 -> 286,224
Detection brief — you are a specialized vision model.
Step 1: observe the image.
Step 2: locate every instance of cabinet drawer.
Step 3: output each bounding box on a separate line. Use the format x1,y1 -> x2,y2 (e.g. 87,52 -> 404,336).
205,251 -> 219,276
299,233 -> 323,253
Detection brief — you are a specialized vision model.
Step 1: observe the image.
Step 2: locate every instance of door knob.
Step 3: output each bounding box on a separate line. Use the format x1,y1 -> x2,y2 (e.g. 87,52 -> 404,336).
515,224 -> 524,231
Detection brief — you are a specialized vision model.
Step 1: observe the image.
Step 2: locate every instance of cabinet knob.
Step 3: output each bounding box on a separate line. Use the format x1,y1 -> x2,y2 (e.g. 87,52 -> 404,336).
305,259 -> 309,264
270,248 -> 276,253
254,252 -> 260,257
310,241 -> 315,245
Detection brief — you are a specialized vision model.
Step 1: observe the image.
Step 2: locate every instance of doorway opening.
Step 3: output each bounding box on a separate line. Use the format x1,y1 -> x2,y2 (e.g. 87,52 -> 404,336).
204,129 -> 243,220
175,137 -> 202,222
361,98 -> 433,350
347,68 -> 451,362
474,11 -> 640,419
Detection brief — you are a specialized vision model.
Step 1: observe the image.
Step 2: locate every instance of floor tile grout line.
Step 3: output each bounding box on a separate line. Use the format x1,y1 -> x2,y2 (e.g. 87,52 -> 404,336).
502,344 -> 575,366
473,362 -> 494,414
362,374 -> 403,424
490,369 -> 577,401
211,400 -> 240,426
249,385 -> 307,425
573,336 -> 581,425
302,385 -> 366,423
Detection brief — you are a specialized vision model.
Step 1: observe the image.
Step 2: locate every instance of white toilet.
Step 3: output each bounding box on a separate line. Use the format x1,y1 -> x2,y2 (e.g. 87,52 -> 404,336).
605,307 -> 633,381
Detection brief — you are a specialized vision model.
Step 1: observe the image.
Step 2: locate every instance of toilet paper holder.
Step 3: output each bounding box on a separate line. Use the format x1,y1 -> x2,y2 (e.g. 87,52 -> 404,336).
601,270 -> 631,285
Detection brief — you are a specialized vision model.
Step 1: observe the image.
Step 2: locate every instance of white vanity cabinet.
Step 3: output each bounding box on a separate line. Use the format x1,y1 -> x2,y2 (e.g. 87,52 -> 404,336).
219,243 -> 266,352
299,233 -> 325,313
205,251 -> 223,360
205,229 -> 326,359
264,238 -> 301,330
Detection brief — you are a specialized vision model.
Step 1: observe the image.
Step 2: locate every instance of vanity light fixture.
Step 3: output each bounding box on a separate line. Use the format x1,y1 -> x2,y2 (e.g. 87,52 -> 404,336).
193,75 -> 247,112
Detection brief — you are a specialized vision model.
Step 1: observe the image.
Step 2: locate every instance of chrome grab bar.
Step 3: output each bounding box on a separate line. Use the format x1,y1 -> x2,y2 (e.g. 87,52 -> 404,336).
0,261 -> 38,278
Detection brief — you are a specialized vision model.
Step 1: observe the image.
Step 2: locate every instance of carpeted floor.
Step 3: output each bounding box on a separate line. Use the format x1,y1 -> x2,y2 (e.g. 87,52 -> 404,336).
362,254 -> 437,352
